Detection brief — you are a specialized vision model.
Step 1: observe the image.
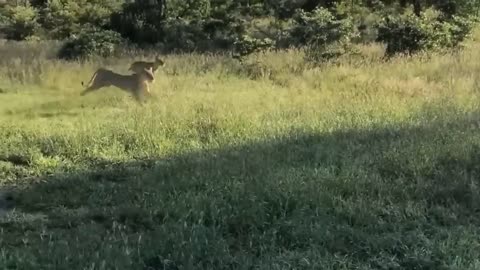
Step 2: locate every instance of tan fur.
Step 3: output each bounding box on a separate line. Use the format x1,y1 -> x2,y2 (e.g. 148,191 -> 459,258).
81,67 -> 155,104
128,55 -> 165,74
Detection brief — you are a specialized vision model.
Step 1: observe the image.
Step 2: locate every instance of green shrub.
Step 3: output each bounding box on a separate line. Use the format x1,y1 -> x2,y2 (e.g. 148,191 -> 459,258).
4,4 -> 40,40
264,0 -> 337,19
161,16 -> 247,53
289,7 -> 358,63
111,1 -> 247,52
233,35 -> 274,58
167,0 -> 211,19
0,9 -> 9,26
441,15 -> 476,48
57,28 -> 124,60
39,0 -> 81,39
457,0 -> 480,16
40,0 -> 122,40
78,0 -> 123,26
160,17 -> 208,52
335,1 -> 383,43
376,9 -> 475,57
109,1 -> 165,45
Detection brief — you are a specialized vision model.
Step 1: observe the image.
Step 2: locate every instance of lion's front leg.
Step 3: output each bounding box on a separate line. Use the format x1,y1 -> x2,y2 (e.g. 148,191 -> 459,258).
132,89 -> 148,106
145,84 -> 152,97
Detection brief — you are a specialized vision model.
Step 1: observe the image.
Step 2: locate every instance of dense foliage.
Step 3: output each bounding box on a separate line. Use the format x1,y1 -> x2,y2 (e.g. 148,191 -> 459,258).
376,8 -> 475,56
57,28 -> 124,60
0,0 -> 478,59
290,8 -> 358,62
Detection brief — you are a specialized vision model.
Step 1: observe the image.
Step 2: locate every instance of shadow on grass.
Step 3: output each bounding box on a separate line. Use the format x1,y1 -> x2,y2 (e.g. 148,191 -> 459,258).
2,112 -> 480,269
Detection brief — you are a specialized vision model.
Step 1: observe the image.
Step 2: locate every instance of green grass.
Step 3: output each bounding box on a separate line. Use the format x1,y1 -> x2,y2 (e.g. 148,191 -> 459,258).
2,32 -> 480,269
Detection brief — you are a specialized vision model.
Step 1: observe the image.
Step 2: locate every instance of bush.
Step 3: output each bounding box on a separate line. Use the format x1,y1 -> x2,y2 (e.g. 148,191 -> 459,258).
289,7 -> 358,63
0,9 -> 9,26
109,1 -> 166,45
376,9 -> 475,57
265,0 -> 337,19
57,28 -> 124,60
39,0 -> 81,39
4,4 -> 40,40
161,16 -> 248,53
160,17 -> 208,52
167,0 -> 211,19
40,0 -> 122,40
335,1 -> 383,43
457,0 -> 480,16
233,35 -> 274,58
441,15 -> 476,48
111,1 -> 247,52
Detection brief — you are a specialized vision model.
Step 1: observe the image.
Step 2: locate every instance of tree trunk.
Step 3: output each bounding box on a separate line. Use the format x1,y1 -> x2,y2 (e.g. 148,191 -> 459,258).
157,0 -> 166,18
413,0 -> 421,16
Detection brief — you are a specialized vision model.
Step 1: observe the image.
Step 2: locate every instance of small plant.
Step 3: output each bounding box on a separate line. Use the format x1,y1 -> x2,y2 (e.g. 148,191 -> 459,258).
4,4 -> 40,41
289,7 -> 359,63
233,35 -> 274,59
167,0 -> 211,19
376,9 -> 475,57
37,0 -> 123,40
160,17 -> 207,52
39,0 -> 81,40
109,0 -> 166,45
111,1 -> 247,53
57,28 -> 124,60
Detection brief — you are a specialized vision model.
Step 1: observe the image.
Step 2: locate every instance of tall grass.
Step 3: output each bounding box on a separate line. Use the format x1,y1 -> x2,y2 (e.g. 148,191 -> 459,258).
1,30 -> 480,269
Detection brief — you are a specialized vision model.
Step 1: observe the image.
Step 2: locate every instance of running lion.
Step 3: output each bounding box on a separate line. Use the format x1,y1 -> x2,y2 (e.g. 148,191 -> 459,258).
81,67 -> 155,104
128,55 -> 165,74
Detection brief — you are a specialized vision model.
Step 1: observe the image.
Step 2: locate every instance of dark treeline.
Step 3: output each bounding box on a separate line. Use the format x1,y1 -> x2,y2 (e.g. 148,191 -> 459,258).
0,0 -> 478,61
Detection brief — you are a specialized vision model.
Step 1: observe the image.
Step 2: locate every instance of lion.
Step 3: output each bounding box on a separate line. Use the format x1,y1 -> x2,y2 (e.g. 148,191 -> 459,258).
80,67 -> 155,104
128,55 -> 165,74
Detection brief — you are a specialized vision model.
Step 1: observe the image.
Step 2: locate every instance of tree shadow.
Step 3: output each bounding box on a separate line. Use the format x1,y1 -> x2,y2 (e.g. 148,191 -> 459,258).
2,111 -> 480,268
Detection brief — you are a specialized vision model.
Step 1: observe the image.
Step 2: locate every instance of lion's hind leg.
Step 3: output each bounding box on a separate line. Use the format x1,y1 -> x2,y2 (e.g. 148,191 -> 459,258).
80,79 -> 110,96
80,69 -> 111,96
80,83 -> 105,96
132,90 -> 147,105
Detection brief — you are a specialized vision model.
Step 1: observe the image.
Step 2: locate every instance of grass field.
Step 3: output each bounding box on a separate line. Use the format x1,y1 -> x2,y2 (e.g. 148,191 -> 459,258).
1,30 -> 480,269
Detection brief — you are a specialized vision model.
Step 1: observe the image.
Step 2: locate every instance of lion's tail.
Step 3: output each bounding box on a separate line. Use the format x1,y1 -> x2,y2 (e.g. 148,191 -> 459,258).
81,70 -> 99,88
